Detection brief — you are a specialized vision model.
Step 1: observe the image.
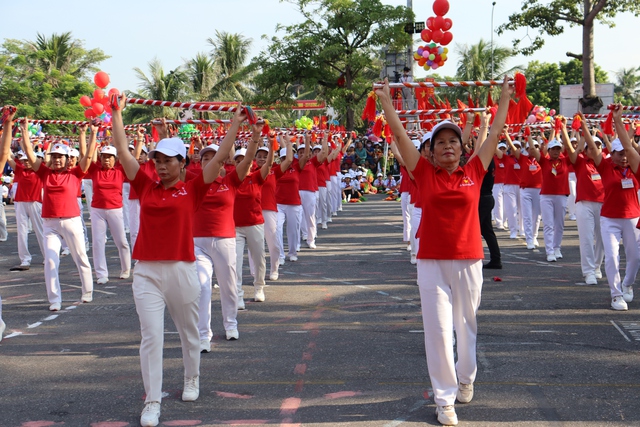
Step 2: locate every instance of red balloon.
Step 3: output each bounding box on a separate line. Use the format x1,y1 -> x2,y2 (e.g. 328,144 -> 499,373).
418,58 -> 427,67
92,100 -> 104,115
79,95 -> 92,107
420,29 -> 432,43
442,18 -> 453,31
426,17 -> 436,31
434,16 -> 445,31
433,0 -> 450,16
84,108 -> 95,119
441,31 -> 453,46
94,71 -> 110,89
104,104 -> 112,115
93,89 -> 105,100
431,29 -> 444,43
108,88 -> 120,97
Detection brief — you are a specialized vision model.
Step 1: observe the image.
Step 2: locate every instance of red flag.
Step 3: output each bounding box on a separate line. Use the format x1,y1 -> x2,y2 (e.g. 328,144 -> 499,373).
486,91 -> 494,108
467,94 -> 475,108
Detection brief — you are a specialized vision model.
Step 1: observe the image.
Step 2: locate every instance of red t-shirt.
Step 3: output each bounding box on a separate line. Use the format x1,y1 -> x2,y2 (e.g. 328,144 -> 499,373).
261,167 -> 278,212
316,161 -> 329,187
596,158 -> 640,219
87,162 -> 126,209
36,165 -> 86,218
187,161 -> 202,174
13,162 -> 43,203
493,155 -> 506,184
538,155 -> 571,195
573,154 -> 605,204
411,155 -> 487,259
192,169 -> 242,238
503,155 -> 521,186
399,166 -> 411,193
129,162 -> 159,200
275,160 -> 302,205
329,157 -> 340,176
131,170 -> 215,261
298,157 -> 319,192
410,178 -> 422,209
517,154 -> 542,188
234,168 -> 265,227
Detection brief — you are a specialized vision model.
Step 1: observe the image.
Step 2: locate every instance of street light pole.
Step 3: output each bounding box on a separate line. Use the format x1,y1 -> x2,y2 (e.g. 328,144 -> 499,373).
491,1 -> 496,78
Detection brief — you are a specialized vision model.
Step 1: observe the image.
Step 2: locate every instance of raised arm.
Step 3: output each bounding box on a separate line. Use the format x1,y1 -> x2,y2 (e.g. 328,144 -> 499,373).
317,132 -> 329,163
0,107 -> 17,171
78,124 -> 88,159
298,133 -> 311,169
614,105 -> 640,173
203,104 -> 247,184
236,120 -> 263,181
474,76 -> 513,169
560,118 -> 578,164
20,118 -> 42,172
111,96 -> 140,181
260,138 -> 275,180
580,112 -> 602,166
280,136 -> 294,172
78,122 -> 99,173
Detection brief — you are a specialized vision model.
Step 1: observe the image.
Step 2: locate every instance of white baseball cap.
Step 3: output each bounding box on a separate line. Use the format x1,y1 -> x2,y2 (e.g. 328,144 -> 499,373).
411,139 -> 421,148
17,151 -> 27,160
497,142 -> 508,149
592,136 -> 603,146
100,146 -> 117,156
610,138 -> 624,152
50,143 -> 70,156
148,137 -> 187,159
233,148 -> 247,160
547,139 -> 562,149
68,148 -> 80,158
430,120 -> 462,143
279,148 -> 288,157
312,145 -> 322,151
421,132 -> 432,143
199,144 -> 219,157
257,146 -> 270,154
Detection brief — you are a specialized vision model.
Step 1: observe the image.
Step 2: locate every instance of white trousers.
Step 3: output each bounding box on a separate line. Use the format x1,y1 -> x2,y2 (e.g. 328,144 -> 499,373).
567,173 -> 577,217
236,224 -> 266,296
417,259 -> 483,407
83,179 -> 93,217
263,210 -> 281,275
330,175 -> 341,213
540,195 -> 568,255
42,217 -> 93,304
129,199 -> 141,252
520,188 -> 541,245
503,184 -> 520,234
90,207 -> 131,279
122,182 -> 130,232
0,202 -> 6,241
277,204 -> 301,258
132,261 -> 200,404
316,186 -> 329,225
299,190 -> 317,245
576,201 -> 604,276
492,183 -> 504,228
15,201 -> 44,264
401,192 -> 412,242
410,206 -> 422,256
194,237 -> 238,339
600,216 -> 640,298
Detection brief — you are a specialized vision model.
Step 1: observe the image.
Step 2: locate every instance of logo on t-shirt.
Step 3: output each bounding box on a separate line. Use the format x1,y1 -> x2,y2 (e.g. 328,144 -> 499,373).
217,184 -> 229,192
460,176 -> 475,187
172,187 -> 188,197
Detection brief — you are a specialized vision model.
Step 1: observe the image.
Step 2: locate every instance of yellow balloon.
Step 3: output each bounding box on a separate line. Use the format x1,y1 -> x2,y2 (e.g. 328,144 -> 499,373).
443,47 -> 449,54
544,116 -> 552,122
441,54 -> 447,61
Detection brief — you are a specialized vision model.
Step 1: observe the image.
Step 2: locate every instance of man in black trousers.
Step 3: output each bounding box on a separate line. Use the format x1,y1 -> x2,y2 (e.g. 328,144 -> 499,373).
480,159 -> 502,269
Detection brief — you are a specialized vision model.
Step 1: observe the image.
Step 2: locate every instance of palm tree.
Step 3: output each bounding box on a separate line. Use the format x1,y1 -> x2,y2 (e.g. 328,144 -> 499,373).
185,52 -> 217,102
614,67 -> 640,106
207,31 -> 254,100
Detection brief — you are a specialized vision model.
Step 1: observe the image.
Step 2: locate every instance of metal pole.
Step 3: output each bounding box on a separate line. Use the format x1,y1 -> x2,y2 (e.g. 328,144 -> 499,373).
491,2 -> 496,78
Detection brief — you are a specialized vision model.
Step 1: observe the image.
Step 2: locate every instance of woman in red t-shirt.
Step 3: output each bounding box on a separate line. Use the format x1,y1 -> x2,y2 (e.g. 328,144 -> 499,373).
375,76 -> 512,426
112,96 -> 246,426
22,119 -> 96,312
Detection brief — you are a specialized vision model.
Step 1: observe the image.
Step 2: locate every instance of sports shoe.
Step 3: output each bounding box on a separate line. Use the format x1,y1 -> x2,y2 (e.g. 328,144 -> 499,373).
568,214 -> 576,220
533,239 -> 540,247
510,231 -> 517,239
554,248 -> 563,259
611,296 -> 628,311
254,288 -> 265,302
308,242 -> 317,249
97,277 -> 109,285
406,244 -> 411,251
49,302 -> 61,311
595,269 -> 603,279
456,383 -> 474,403
546,254 -> 556,262
622,285 -> 634,303
526,242 -> 535,250
269,271 -> 279,281
226,329 -> 239,340
119,271 -> 130,279
81,292 -> 93,303
182,376 -> 199,401
483,262 -> 502,269
585,273 -> 597,285
435,405 -> 458,426
60,248 -> 71,257
10,261 -> 30,271
200,339 -> 211,353
0,319 -> 6,343
289,255 -> 298,262
237,298 -> 246,310
278,257 -> 285,266
321,223 -> 328,229
140,401 -> 161,426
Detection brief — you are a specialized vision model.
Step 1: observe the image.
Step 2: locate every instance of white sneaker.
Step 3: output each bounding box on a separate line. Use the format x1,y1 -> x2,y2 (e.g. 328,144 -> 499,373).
554,248 -> 563,259
612,296 -> 628,311
97,277 -> 109,285
456,382 -> 474,403
585,273 -> 597,286
81,292 -> 93,303
226,329 -> 239,340
308,242 -> 317,249
546,254 -> 556,262
254,288 -> 265,302
237,298 -> 246,310
595,269 -> 603,279
0,319 -> 6,343
49,302 -> 61,311
406,244 -> 411,251
435,405 -> 458,426
119,271 -> 130,279
269,272 -> 279,281
533,239 -> 540,247
289,255 -> 298,262
526,242 -> 535,250
622,285 -> 634,303
510,232 -> 517,239
568,214 -> 576,220
410,254 -> 417,265
278,257 -> 285,266
321,223 -> 328,229
60,248 -> 70,257
182,376 -> 199,401
140,401 -> 161,426
200,339 -> 211,353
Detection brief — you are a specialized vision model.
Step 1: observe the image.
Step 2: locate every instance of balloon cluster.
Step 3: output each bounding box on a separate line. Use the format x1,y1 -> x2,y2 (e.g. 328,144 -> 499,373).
295,116 -> 313,130
79,71 -> 119,124
414,0 -> 452,71
178,124 -> 199,141
15,123 -> 43,139
526,105 -> 556,124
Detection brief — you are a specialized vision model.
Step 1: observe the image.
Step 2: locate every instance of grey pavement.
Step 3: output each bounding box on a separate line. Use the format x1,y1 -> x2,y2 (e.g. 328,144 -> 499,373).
1,195 -> 639,426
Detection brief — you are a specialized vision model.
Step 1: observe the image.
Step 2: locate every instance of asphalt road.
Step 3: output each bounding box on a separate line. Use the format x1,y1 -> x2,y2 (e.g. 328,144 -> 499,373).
1,194 -> 639,427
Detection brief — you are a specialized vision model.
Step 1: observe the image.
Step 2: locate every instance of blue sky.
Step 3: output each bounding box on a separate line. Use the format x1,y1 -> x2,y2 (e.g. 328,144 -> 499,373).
2,0 -> 638,95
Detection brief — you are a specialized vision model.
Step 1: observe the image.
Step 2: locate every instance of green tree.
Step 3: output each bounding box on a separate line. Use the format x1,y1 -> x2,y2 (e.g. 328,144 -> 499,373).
497,0 -> 640,112
185,52 -> 217,102
207,31 -> 254,101
613,67 -> 640,105
251,0 -> 413,131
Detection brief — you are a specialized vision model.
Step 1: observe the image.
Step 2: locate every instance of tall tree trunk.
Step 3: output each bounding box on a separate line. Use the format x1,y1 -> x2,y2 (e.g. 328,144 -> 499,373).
345,65 -> 355,131
580,0 -> 604,113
